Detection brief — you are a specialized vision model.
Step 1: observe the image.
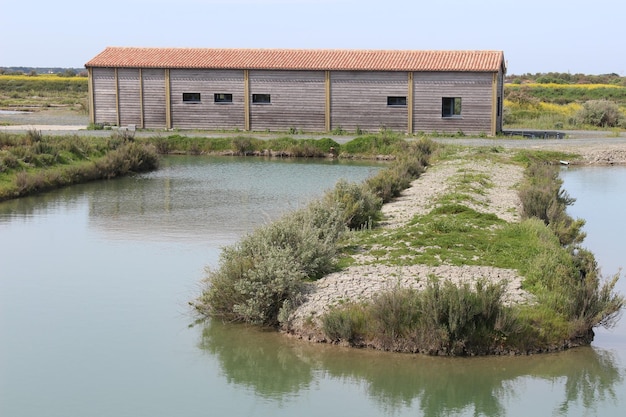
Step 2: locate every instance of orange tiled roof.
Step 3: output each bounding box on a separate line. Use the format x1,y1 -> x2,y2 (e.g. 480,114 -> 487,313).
85,47 -> 504,72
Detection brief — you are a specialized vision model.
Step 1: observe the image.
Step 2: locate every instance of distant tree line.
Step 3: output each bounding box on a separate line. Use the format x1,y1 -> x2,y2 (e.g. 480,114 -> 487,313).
0,67 -> 87,77
506,72 -> 626,86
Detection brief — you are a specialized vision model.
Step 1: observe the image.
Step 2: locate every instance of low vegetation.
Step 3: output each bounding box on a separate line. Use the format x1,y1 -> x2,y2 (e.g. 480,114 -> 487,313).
152,134 -> 342,157
504,72 -> 626,130
0,130 -> 159,201
0,73 -> 88,111
318,148 -> 623,354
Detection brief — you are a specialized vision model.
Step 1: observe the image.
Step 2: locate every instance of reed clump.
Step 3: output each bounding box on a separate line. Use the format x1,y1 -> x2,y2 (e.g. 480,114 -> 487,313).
323,278 -> 516,355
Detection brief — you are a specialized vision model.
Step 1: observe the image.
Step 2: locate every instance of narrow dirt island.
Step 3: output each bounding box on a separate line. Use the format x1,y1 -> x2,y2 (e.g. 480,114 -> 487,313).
280,142 -> 626,354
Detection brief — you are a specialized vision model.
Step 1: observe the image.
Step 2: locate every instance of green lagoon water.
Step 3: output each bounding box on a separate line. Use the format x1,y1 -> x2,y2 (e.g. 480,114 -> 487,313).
0,157 -> 624,417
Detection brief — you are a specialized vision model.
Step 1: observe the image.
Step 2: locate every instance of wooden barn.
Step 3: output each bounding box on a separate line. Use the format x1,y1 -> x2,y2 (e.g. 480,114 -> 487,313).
85,47 -> 506,135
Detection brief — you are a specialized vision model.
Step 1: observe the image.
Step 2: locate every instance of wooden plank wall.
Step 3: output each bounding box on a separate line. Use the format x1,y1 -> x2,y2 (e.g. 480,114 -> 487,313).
142,69 -> 167,129
170,69 -> 245,130
91,67 -> 502,135
412,72 -> 494,135
330,71 -> 408,133
92,68 -> 117,125
248,70 -> 326,131
118,68 -> 142,127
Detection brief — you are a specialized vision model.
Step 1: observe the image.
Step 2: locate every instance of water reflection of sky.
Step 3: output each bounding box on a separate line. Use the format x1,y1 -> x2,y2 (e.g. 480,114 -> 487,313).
561,166 -> 626,353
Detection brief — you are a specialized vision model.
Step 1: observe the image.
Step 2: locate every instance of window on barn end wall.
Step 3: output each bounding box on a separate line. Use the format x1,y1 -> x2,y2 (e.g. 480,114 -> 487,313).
442,97 -> 462,117
252,94 -> 271,104
214,93 -> 233,103
183,93 -> 201,103
387,96 -> 407,106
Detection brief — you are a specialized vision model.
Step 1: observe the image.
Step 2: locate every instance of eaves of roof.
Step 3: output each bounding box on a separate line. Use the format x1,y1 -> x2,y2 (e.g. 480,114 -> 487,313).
85,47 -> 505,73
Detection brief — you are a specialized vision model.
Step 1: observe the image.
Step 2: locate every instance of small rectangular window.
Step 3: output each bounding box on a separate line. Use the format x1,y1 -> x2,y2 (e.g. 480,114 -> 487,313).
252,94 -> 271,104
214,93 -> 233,103
442,97 -> 462,117
387,96 -> 407,106
183,93 -> 201,103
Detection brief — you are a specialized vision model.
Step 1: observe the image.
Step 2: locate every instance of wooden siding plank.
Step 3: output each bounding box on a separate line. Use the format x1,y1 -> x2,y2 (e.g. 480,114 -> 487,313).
142,69 -> 166,128
331,71 -> 409,133
165,69 -> 172,129
88,68 -> 95,125
408,72 -> 414,133
92,68 -> 117,125
244,70 -> 250,131
249,70 -> 325,132
169,69 -> 245,130
118,68 -> 141,127
412,72 -> 494,135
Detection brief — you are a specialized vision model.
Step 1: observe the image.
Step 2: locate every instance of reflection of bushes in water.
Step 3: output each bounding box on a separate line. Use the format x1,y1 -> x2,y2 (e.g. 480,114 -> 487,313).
314,346 -> 623,416
197,316 -> 623,415
557,348 -> 623,414
198,319 -> 313,398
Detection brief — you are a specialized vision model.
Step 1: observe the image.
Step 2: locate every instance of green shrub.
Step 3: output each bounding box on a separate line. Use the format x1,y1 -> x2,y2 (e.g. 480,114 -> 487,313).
518,161 -> 585,246
322,303 -> 367,343
152,136 -> 171,154
321,278 -> 516,355
366,167 -> 409,203
195,198 -> 347,326
368,285 -> 421,346
323,179 -> 382,229
576,100 -> 622,127
414,278 -> 512,355
342,133 -> 404,155
364,139 -> 433,203
95,142 -> 159,179
232,136 -> 254,155
0,152 -> 19,170
26,128 -> 43,143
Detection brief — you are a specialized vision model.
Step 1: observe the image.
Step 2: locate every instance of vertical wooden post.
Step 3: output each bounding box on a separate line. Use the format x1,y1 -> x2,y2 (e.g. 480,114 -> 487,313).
114,68 -> 120,127
407,72 -> 414,134
491,72 -> 497,136
87,67 -> 95,125
139,68 -> 145,129
325,71 -> 331,132
243,69 -> 250,131
165,69 -> 172,129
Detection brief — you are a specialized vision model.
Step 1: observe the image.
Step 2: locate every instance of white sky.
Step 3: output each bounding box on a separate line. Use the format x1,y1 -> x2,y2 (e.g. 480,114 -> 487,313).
1,0 -> 624,75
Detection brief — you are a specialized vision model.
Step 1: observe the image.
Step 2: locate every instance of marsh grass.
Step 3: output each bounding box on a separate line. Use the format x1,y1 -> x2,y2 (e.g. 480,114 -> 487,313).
0,131 -> 158,200
322,278 -> 516,355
